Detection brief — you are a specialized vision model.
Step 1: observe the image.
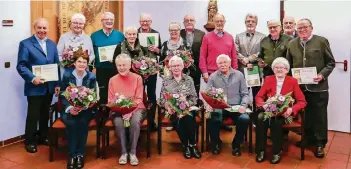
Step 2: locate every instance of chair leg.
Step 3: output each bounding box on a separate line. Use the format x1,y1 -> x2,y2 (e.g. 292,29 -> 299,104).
101,128 -> 106,159
147,126 -> 151,158
49,130 -> 54,162
106,131 -> 110,146
55,133 -> 59,149
201,124 -> 204,153
157,124 -> 162,155
206,119 -> 210,152
301,127 -> 305,161
96,127 -> 100,159
196,125 -> 199,145
249,122 -> 253,154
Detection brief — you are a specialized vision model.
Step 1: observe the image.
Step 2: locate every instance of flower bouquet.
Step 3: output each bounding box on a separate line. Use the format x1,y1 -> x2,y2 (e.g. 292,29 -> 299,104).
61,83 -> 98,110
108,93 -> 137,127
201,87 -> 229,109
262,92 -> 295,124
132,56 -> 160,79
163,92 -> 193,119
162,49 -> 194,69
60,44 -> 88,68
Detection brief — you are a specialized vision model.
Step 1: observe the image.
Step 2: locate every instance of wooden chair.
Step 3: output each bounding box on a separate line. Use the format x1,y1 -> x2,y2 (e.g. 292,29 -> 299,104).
205,107 -> 253,154
100,92 -> 152,159
48,101 -> 100,162
282,109 -> 305,160
157,99 -> 205,155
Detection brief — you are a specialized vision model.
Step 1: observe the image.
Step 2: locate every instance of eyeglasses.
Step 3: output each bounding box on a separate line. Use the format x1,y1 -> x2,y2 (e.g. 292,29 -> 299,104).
268,25 -> 280,30
72,22 -> 84,26
214,20 -> 225,24
140,20 -> 151,23
274,66 -> 287,70
169,29 -> 180,33
102,18 -> 114,21
170,64 -> 182,68
184,19 -> 195,23
245,20 -> 256,24
297,25 -> 310,30
284,21 -> 294,25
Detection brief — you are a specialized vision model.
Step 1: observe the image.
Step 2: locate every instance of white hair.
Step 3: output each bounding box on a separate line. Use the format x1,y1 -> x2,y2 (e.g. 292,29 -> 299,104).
115,53 -> 131,65
245,13 -> 258,22
168,22 -> 181,30
101,12 -> 114,19
169,55 -> 184,67
271,57 -> 290,70
71,13 -> 86,23
139,13 -> 152,21
216,54 -> 231,63
214,13 -> 226,21
124,26 -> 138,36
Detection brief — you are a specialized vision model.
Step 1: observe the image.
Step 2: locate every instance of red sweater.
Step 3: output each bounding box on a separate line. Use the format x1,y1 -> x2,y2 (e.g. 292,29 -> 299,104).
199,31 -> 238,74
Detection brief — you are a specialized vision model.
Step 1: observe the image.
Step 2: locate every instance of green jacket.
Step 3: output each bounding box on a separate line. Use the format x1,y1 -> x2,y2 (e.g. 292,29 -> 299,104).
286,35 -> 335,92
258,34 -> 292,77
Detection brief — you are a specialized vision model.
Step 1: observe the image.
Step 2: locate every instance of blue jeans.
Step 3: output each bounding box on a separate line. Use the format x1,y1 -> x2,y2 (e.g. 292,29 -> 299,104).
61,111 -> 93,158
208,110 -> 250,148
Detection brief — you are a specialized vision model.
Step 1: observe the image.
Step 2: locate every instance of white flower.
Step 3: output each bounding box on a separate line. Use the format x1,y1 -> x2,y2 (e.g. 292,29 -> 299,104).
217,88 -> 224,94
88,95 -> 94,101
116,98 -> 122,104
72,88 -> 79,93
278,96 -> 285,102
140,64 -> 148,70
172,94 -> 179,98
73,47 -> 79,52
119,95 -> 126,100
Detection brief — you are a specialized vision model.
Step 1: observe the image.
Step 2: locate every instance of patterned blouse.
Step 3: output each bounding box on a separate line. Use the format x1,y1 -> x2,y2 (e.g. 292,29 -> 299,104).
159,74 -> 198,108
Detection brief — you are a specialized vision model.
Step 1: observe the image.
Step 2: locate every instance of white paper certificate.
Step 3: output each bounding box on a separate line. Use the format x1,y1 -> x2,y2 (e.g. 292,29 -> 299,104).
138,33 -> 159,47
98,45 -> 117,62
291,67 -> 318,84
244,66 -> 261,87
32,64 -> 59,82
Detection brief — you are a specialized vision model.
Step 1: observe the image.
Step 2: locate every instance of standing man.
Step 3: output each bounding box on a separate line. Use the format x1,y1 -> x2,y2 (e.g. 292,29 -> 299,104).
258,19 -> 292,78
91,12 -> 124,104
17,18 -> 60,153
286,18 -> 335,158
137,13 -> 161,131
180,14 -> 205,96
283,16 -> 298,38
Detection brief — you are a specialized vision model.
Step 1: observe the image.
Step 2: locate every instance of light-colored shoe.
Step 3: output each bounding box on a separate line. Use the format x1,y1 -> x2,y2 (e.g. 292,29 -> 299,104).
165,126 -> 173,131
129,154 -> 139,166
118,154 -> 128,165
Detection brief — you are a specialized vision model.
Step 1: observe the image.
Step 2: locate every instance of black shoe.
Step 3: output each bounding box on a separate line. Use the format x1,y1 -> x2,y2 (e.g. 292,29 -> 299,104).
270,151 -> 282,164
189,145 -> 201,159
212,144 -> 221,155
314,146 -> 325,158
256,151 -> 265,163
221,125 -> 232,132
67,157 -> 76,169
182,146 -> 192,159
232,148 -> 241,156
25,144 -> 37,153
38,138 -> 49,146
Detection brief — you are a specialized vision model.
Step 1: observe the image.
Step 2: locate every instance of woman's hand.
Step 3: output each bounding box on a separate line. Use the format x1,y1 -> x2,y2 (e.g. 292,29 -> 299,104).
70,107 -> 82,115
205,103 -> 213,112
283,108 -> 293,118
238,106 -> 246,113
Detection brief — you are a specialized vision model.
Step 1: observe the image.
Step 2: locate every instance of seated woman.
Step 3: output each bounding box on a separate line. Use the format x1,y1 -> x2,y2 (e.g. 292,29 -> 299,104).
159,56 -> 201,159
255,57 -> 307,164
60,53 -> 96,169
108,53 -> 145,166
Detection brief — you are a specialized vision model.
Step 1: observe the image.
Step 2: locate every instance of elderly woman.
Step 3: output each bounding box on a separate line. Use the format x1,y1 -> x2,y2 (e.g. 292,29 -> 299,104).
159,56 -> 201,159
57,13 -> 94,74
255,57 -> 306,164
60,53 -> 96,169
160,22 -> 186,62
108,53 -> 145,166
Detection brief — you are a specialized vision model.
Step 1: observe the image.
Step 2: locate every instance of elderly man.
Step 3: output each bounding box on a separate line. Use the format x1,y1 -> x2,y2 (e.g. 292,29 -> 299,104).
17,18 -> 60,153
91,12 -> 124,104
283,16 -> 298,38
206,54 -> 250,156
137,13 -> 161,131
258,19 -> 292,77
286,18 -> 335,158
200,13 -> 238,83
180,15 -> 205,96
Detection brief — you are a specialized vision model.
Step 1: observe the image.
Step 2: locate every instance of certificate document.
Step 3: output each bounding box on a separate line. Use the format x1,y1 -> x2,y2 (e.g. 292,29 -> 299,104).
244,66 -> 261,87
138,33 -> 159,47
32,64 -> 59,82
98,45 -> 117,62
225,105 -> 252,113
291,67 -> 318,84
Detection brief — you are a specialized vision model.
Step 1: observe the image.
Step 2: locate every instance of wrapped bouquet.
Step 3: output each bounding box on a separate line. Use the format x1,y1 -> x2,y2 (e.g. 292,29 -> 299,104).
262,92 -> 295,124
132,56 -> 160,79
61,83 -> 98,110
108,93 -> 137,127
163,92 -> 193,119
60,44 -> 88,68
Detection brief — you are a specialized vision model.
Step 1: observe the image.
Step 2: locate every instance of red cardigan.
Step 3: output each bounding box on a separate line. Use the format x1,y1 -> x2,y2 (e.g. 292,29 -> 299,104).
255,75 -> 306,116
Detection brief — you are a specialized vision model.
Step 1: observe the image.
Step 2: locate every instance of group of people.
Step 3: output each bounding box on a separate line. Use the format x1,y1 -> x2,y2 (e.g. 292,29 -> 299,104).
16,10 -> 335,169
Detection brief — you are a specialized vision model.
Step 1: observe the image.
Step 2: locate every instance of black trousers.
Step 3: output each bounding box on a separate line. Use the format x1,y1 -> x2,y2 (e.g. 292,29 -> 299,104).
255,112 -> 284,154
25,93 -> 53,145
250,86 -> 261,125
143,74 -> 157,125
304,91 -> 329,146
96,67 -> 116,104
171,113 -> 197,146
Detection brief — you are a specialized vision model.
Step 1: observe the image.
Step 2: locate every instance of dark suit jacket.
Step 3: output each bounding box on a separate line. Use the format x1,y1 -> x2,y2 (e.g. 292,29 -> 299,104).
255,75 -> 306,116
16,35 -> 60,96
286,35 -> 335,92
180,29 -> 205,70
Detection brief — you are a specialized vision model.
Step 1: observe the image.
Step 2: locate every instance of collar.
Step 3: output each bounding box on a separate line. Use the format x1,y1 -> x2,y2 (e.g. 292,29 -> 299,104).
214,29 -> 224,35
269,33 -> 282,41
170,73 -> 186,81
186,29 -> 194,34
139,27 -> 152,33
246,31 -> 255,37
70,31 -> 84,38
300,34 -> 313,42
103,29 -> 113,36
34,34 -> 47,42
72,69 -> 87,79
217,68 -> 235,77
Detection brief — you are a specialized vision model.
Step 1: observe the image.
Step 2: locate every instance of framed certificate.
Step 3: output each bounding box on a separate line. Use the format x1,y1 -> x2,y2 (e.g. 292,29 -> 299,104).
98,45 -> 117,62
291,67 -> 318,84
244,66 -> 261,87
138,33 -> 159,47
32,64 -> 59,82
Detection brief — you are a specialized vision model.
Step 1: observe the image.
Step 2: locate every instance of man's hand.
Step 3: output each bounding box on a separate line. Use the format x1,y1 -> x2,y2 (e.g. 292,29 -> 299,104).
283,108 -> 293,118
69,107 -> 82,116
247,63 -> 254,71
54,87 -> 60,96
205,104 -> 213,112
148,45 -> 160,54
238,106 -> 246,113
241,57 -> 249,65
313,74 -> 324,82
92,68 -> 97,75
258,61 -> 267,68
203,74 -> 209,83
33,77 -> 45,85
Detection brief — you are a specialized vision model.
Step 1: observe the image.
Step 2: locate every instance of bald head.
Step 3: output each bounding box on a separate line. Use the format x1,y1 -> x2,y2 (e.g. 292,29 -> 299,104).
33,18 -> 49,40
33,18 -> 49,28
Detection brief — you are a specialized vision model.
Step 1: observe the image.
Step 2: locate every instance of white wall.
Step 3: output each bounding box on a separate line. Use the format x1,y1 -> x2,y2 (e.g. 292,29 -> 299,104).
0,1 -> 31,140
285,1 -> 351,133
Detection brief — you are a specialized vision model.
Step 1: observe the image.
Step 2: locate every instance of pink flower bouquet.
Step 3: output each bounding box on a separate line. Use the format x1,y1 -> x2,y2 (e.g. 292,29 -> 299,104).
108,93 -> 137,127
61,83 -> 98,109
262,92 -> 295,124
163,92 -> 192,119
132,56 -> 160,79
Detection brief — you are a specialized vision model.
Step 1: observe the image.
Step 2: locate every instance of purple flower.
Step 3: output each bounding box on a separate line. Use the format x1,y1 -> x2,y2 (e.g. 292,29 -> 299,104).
179,103 -> 186,110
270,104 -> 277,112
70,92 -> 78,99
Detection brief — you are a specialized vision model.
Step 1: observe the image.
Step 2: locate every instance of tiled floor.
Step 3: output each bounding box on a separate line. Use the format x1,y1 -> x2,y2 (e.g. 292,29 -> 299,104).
0,129 -> 350,169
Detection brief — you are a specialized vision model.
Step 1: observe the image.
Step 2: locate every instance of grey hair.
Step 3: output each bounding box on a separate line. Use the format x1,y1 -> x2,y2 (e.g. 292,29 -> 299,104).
169,55 -> 184,67
115,53 -> 131,65
33,18 -> 48,28
168,22 -> 181,30
71,13 -> 86,23
267,19 -> 281,26
213,13 -> 226,21
101,12 -> 114,20
271,57 -> 290,70
124,26 -> 138,36
245,13 -> 258,22
298,18 -> 313,28
216,54 -> 231,63
139,13 -> 152,21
